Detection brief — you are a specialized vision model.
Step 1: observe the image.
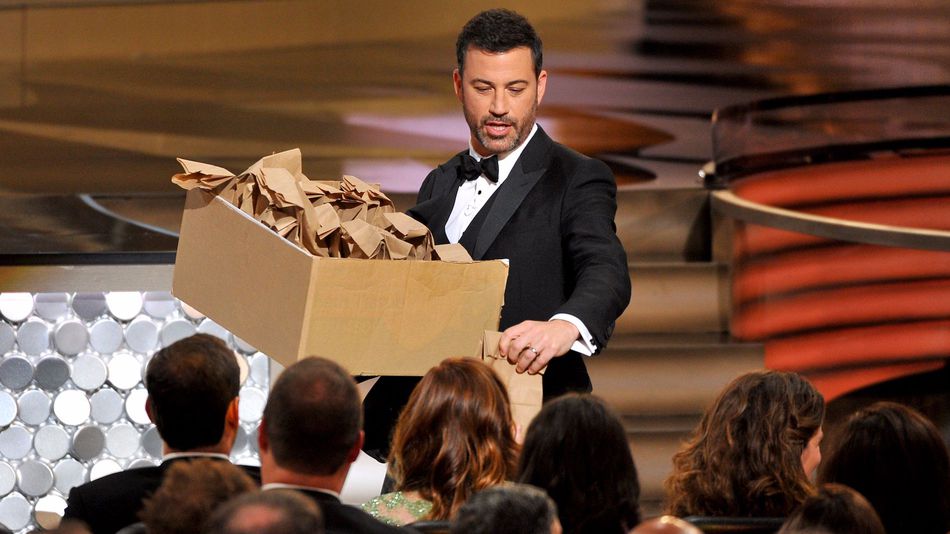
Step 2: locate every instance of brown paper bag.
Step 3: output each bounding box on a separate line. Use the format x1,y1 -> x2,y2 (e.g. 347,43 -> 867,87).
481,331 -> 543,440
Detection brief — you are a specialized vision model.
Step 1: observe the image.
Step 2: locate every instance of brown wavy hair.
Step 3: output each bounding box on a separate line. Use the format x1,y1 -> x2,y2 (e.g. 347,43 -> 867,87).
664,370 -> 824,517
389,357 -> 519,520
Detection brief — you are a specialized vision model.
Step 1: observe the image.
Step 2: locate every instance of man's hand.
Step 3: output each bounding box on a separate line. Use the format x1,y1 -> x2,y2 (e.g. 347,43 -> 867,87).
498,319 -> 580,375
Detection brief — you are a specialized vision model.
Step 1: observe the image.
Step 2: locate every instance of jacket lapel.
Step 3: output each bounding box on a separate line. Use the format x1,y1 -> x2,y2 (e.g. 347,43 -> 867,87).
471,127 -> 552,259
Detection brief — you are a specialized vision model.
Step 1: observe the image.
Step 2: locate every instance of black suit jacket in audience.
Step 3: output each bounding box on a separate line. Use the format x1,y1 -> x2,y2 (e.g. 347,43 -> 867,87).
293,488 -> 417,534
62,456 -> 260,534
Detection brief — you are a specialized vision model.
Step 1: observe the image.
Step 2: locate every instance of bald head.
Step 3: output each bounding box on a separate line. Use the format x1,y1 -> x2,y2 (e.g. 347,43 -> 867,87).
629,516 -> 701,534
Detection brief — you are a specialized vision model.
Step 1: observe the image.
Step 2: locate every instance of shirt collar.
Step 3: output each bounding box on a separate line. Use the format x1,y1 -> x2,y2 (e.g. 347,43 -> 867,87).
161,452 -> 231,463
262,483 -> 341,500
468,123 -> 539,185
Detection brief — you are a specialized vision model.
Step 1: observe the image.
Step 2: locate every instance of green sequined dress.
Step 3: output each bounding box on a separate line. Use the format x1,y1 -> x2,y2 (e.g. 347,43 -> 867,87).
362,491 -> 434,526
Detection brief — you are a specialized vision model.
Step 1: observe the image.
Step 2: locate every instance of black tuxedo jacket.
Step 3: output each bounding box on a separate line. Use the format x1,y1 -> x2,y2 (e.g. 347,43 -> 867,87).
62,457 -> 261,534
408,127 -> 630,398
295,488 -> 418,534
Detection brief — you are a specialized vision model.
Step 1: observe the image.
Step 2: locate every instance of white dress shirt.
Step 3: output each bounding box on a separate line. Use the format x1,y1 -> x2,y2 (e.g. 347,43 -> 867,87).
445,124 -> 597,355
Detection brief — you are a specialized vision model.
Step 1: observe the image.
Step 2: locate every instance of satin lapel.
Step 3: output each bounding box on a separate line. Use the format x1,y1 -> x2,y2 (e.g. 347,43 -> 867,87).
471,128 -> 553,259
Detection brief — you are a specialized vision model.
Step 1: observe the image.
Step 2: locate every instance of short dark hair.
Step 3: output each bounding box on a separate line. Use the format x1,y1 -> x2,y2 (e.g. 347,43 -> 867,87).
452,484 -> 557,534
145,334 -> 240,451
819,402 -> 950,534
456,9 -> 543,76
518,394 -> 641,533
262,357 -> 361,475
778,483 -> 885,534
206,490 -> 324,534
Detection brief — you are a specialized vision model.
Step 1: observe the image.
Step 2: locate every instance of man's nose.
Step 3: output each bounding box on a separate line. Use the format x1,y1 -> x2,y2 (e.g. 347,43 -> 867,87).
489,92 -> 509,116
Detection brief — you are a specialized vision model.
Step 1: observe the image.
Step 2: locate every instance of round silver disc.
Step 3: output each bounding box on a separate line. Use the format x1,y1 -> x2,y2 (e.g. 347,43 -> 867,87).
53,459 -> 86,494
89,319 -> 124,354
125,389 -> 150,425
34,426 -> 70,461
16,319 -> 50,356
0,355 -> 34,391
90,389 -> 124,424
106,292 -> 143,322
0,493 -> 32,531
89,459 -> 121,481
71,354 -> 108,391
34,356 -> 70,391
232,335 -> 257,355
196,318 -> 230,341
18,390 -> 51,426
0,392 -> 16,427
128,458 -> 157,469
141,426 -> 163,458
180,302 -> 205,320
34,293 -> 70,322
17,460 -> 54,497
239,387 -> 266,423
0,463 -> 15,496
53,319 -> 89,356
53,390 -> 91,426
35,494 -> 68,530
106,423 -> 140,458
0,323 -> 15,355
249,353 -> 270,386
159,318 -> 196,347
125,318 -> 159,354
0,426 -> 32,459
72,425 -> 105,461
0,293 -> 34,323
107,352 -> 141,390
143,292 -> 177,320
72,292 -> 107,322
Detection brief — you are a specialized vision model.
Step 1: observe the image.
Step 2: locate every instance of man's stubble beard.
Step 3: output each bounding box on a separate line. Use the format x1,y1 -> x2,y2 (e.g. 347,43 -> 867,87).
466,98 -> 539,156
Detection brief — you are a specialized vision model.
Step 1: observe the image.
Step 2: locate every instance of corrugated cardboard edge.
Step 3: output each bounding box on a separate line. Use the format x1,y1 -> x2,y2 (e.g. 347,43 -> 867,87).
172,190 -> 313,368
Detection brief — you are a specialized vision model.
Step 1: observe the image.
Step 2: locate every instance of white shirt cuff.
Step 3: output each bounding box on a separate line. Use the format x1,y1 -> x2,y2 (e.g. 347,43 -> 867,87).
550,313 -> 596,356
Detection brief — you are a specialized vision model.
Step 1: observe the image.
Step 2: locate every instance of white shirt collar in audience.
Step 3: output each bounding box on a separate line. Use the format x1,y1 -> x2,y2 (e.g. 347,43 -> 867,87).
262,483 -> 341,500
161,452 -> 231,462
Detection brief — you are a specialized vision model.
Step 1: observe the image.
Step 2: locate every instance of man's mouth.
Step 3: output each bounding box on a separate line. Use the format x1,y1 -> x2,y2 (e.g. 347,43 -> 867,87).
484,120 -> 513,137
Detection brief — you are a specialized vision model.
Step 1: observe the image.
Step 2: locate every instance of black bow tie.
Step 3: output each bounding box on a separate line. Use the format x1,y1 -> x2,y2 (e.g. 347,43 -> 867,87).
461,154 -> 499,183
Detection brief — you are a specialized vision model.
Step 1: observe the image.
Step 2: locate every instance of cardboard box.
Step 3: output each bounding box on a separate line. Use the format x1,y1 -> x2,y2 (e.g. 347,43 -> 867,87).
172,189 -> 508,376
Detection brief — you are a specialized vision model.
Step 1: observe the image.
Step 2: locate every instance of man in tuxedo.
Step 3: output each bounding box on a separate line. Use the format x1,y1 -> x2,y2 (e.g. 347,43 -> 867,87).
257,357 -> 413,534
363,8 -> 630,458
63,334 -> 258,534
410,9 -> 630,397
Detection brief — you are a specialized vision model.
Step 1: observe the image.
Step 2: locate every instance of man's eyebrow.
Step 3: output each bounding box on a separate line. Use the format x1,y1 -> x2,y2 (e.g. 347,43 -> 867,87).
469,78 -> 531,86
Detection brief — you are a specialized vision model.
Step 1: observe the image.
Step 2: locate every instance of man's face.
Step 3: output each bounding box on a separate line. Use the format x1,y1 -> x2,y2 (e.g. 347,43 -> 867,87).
454,45 -> 547,157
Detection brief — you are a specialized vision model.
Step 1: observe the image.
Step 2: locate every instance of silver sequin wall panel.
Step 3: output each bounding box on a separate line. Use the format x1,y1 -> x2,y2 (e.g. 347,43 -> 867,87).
0,292 -> 270,532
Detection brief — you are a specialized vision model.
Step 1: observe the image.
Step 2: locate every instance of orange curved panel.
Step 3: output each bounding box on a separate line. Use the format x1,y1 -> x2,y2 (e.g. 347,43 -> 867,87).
733,279 -> 950,338
733,155 -> 950,207
764,319 -> 950,371
801,361 -> 946,401
733,245 -> 950,302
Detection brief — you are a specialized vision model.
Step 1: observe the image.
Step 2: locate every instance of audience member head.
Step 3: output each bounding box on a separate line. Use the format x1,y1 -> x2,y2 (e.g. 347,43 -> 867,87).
259,357 -> 362,489
777,483 -> 884,534
451,484 -> 560,534
456,8 -> 543,76
818,401 -> 950,534
144,333 -> 240,453
139,458 -> 256,534
390,357 -> 518,520
518,393 -> 641,534
206,489 -> 324,534
664,370 -> 825,517
628,516 -> 702,534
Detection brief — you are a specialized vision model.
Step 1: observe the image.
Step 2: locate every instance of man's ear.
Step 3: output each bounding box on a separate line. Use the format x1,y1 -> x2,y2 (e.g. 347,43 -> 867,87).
145,397 -> 155,424
453,68 -> 463,103
536,69 -> 548,106
257,419 -> 269,453
226,397 -> 240,427
346,430 -> 365,464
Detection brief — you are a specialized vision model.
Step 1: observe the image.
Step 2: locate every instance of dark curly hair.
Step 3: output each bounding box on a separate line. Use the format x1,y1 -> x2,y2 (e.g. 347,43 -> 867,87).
665,370 -> 824,517
819,401 -> 950,534
456,9 -> 543,76
517,394 -> 641,534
